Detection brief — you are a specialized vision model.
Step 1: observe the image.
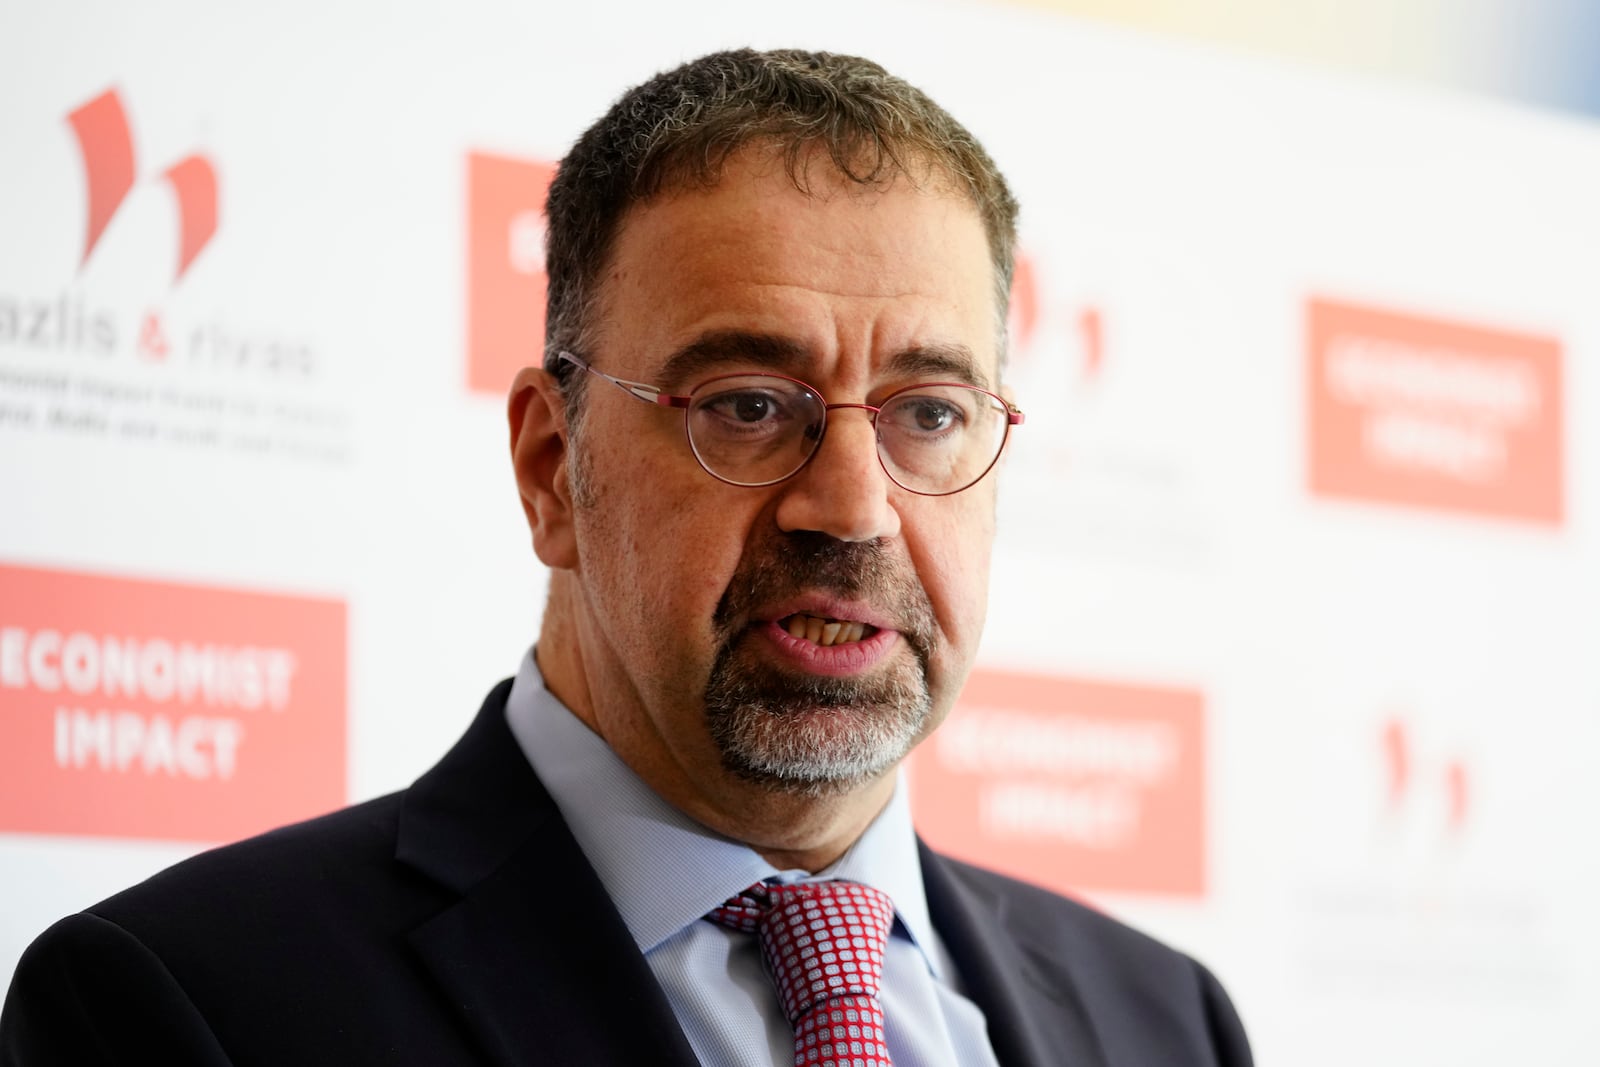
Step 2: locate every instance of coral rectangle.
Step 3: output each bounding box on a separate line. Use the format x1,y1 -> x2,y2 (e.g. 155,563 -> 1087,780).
466,152 -> 557,395
0,564 -> 346,843
1307,298 -> 1563,524
911,669 -> 1205,897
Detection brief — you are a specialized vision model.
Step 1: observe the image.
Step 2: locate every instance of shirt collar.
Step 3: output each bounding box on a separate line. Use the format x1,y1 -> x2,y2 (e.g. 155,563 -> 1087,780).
502,649 -> 945,977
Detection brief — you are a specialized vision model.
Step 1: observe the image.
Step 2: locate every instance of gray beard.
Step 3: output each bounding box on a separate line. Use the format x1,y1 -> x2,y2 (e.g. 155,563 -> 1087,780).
704,644 -> 932,797
704,530 -> 937,797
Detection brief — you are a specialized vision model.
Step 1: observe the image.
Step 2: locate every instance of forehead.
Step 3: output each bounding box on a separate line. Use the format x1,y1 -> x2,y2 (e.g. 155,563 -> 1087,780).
595,149 -> 1000,390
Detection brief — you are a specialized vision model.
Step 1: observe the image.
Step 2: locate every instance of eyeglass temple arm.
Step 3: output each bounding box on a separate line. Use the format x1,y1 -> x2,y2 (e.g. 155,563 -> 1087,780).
557,351 -> 691,407
613,380 -> 689,407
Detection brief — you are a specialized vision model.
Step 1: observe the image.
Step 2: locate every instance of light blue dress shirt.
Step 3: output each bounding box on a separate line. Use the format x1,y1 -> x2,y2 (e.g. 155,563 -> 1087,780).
503,650 -> 1001,1067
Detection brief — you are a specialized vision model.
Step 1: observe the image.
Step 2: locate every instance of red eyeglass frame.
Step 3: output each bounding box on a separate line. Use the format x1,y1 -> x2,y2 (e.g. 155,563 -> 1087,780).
556,351 -> 1024,496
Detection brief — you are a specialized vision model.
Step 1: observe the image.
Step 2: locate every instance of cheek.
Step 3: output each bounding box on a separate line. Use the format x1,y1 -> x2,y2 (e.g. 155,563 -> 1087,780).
580,444 -> 756,628
912,500 -> 996,652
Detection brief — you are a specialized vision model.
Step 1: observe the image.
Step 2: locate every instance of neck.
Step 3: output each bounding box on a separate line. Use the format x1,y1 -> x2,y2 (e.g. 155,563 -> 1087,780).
534,576 -> 894,872
724,775 -> 898,872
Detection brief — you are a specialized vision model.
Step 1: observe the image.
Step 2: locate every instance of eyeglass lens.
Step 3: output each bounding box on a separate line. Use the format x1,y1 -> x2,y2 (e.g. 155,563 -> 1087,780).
684,375 -> 1011,494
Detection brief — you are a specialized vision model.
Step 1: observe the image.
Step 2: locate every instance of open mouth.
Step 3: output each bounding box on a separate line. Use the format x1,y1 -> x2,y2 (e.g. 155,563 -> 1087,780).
779,613 -> 878,647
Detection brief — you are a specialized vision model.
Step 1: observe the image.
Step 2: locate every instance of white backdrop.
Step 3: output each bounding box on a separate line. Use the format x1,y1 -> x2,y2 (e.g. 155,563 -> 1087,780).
3,2 -> 1598,1063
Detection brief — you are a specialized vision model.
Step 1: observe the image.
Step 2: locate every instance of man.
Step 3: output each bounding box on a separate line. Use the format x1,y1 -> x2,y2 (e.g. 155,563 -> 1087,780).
2,49 -> 1251,1065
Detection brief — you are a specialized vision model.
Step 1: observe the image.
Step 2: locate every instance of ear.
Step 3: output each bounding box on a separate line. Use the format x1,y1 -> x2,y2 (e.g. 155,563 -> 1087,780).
508,366 -> 578,570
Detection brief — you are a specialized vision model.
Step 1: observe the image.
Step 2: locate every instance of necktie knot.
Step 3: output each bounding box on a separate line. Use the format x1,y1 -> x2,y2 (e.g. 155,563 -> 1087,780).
708,880 -> 895,1066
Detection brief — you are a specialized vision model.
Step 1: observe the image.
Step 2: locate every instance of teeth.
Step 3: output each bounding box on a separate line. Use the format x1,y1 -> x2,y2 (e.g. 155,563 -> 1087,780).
782,614 -> 870,646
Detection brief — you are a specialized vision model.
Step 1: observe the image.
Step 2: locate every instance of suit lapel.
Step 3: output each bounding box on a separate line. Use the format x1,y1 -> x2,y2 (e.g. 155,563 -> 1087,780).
396,682 -> 700,1067
393,684 -> 1118,1066
920,841 -> 1110,1067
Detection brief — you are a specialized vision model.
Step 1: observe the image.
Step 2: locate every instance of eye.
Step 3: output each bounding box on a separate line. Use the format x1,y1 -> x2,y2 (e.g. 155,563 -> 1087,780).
883,393 -> 969,437
734,393 -> 776,423
701,389 -> 787,425
910,399 -> 960,433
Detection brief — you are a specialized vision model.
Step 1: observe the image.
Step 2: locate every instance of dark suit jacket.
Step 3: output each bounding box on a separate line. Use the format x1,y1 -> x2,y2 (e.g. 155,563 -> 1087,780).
2,680 -> 1252,1066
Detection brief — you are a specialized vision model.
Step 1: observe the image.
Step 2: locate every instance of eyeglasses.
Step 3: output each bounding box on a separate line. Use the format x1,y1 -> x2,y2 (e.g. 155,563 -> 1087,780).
558,351 -> 1024,497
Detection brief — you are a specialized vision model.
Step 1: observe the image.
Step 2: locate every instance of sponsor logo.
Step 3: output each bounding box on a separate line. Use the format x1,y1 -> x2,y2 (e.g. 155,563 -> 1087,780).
466,152 -> 557,395
1381,714 -> 1471,837
67,87 -> 217,282
1307,298 -> 1563,523
1287,711 -> 1555,1001
0,88 -> 339,462
0,564 -> 346,843
1077,304 -> 1104,381
1005,249 -> 1103,383
0,87 -> 313,376
995,248 -> 1210,566
1007,251 -> 1040,354
911,668 -> 1205,896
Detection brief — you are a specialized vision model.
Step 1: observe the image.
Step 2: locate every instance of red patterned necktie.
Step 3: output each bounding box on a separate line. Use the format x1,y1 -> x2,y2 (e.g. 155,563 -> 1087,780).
707,880 -> 896,1067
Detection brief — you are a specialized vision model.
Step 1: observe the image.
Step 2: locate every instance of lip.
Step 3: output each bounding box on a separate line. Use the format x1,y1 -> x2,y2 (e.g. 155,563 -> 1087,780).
752,596 -> 900,634
745,596 -> 904,678
757,620 -> 901,677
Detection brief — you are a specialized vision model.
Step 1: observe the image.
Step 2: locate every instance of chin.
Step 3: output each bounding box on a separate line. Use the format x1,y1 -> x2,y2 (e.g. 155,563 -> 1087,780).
706,677 -> 932,798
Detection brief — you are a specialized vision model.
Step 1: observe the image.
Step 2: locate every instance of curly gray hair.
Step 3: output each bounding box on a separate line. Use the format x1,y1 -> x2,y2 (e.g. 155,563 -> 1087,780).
542,47 -> 1019,403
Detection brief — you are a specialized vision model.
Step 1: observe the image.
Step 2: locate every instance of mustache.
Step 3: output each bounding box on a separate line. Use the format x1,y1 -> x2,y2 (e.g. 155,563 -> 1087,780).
712,530 -> 936,659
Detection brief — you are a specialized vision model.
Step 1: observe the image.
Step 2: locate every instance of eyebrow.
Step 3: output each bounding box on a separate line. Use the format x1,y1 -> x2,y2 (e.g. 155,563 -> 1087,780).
656,332 -> 809,389
655,331 -> 994,392
884,344 -> 991,390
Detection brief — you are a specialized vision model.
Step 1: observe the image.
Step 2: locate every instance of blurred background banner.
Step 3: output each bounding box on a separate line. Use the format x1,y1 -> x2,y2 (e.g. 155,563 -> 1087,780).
3,2 -> 1596,1063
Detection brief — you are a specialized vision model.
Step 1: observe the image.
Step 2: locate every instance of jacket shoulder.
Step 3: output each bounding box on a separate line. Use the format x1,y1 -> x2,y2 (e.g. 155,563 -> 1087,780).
925,849 -> 1253,1067
2,793 -> 467,1066
930,849 -> 1182,961
73,789 -> 461,1013
92,791 -> 415,931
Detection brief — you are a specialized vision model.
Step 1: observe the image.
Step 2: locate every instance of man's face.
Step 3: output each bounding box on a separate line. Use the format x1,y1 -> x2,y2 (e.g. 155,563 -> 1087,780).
554,147 -> 1002,818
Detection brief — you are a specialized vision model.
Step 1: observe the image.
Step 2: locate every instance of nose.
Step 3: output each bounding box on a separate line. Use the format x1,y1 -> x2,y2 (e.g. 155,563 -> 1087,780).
773,407 -> 901,543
